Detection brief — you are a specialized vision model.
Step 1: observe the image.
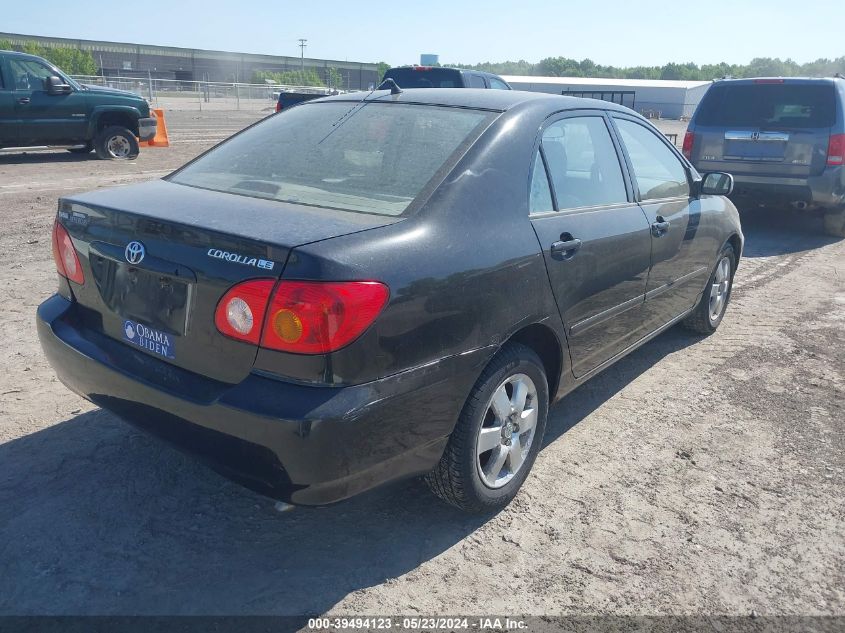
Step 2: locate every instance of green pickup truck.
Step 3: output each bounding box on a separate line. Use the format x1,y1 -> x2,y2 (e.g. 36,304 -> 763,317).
0,50 -> 156,159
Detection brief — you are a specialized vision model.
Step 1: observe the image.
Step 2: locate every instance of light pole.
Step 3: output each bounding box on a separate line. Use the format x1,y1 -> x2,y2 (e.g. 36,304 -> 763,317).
298,39 -> 307,72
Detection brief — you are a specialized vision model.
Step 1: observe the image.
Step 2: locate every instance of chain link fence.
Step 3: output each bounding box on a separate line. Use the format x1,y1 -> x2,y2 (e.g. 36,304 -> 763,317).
71,75 -> 349,112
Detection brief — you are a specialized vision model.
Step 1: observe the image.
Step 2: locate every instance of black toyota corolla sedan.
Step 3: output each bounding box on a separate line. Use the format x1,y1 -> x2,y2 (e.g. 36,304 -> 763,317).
37,89 -> 742,512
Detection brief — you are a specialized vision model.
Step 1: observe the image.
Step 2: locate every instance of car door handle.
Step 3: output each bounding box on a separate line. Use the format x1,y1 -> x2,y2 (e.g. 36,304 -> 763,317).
651,218 -> 670,237
17,97 -> 30,105
550,236 -> 582,260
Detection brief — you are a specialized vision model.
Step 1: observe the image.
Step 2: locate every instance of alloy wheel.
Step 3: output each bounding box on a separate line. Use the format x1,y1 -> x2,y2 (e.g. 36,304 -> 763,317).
476,373 -> 538,489
708,256 -> 732,323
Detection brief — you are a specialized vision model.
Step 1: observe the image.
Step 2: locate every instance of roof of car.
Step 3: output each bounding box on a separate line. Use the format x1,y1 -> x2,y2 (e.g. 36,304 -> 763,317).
0,50 -> 45,60
311,87 -> 633,114
713,76 -> 842,85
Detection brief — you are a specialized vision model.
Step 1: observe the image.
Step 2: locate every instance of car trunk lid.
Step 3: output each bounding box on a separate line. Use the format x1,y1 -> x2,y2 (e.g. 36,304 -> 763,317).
60,179 -> 401,384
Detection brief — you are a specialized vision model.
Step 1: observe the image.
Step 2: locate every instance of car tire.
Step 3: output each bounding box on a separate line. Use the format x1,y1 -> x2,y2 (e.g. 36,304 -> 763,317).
822,207 -> 845,238
682,243 -> 737,335
94,126 -> 140,160
67,143 -> 93,154
425,342 -> 549,513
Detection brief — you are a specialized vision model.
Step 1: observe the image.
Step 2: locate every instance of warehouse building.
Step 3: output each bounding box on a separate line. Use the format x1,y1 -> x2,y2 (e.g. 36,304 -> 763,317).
0,32 -> 380,90
502,76 -> 712,119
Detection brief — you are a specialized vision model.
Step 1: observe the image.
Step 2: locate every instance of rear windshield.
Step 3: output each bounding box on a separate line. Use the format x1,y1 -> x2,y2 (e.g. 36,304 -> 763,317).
169,102 -> 492,216
696,83 -> 836,128
384,68 -> 464,88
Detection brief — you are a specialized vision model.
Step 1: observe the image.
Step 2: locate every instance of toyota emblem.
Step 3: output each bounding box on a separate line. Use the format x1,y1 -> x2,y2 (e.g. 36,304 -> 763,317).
125,241 -> 146,265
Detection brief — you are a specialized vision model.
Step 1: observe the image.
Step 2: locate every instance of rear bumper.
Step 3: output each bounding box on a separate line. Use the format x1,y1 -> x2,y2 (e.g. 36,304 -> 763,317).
729,166 -> 845,209
137,116 -> 157,142
37,295 -> 490,505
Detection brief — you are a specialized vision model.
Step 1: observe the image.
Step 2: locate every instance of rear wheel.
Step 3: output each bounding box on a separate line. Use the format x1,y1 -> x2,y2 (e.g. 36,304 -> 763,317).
683,243 -> 736,335
425,342 -> 549,513
94,126 -> 139,160
822,207 -> 845,238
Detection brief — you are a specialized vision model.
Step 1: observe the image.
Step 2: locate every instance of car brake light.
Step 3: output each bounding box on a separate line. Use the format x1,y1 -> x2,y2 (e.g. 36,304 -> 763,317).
753,78 -> 785,84
52,221 -> 84,284
275,101 -> 282,113
214,279 -> 276,344
261,281 -> 389,354
682,131 -> 695,160
827,133 -> 845,166
414,66 -> 433,71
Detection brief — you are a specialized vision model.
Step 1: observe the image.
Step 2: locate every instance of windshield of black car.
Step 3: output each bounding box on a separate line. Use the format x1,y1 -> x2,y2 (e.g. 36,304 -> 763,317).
384,68 -> 465,89
696,83 -> 836,128
169,102 -> 492,216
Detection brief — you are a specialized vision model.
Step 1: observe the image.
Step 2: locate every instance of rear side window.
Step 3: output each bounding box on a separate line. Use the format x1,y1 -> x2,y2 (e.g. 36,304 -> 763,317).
614,119 -> 690,200
384,68 -> 461,88
541,116 -> 628,210
170,102 -> 492,216
489,77 -> 510,90
696,83 -> 836,128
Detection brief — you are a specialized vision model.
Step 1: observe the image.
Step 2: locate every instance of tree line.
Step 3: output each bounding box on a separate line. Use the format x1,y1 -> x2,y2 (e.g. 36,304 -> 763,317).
0,40 -> 98,75
441,56 -> 845,80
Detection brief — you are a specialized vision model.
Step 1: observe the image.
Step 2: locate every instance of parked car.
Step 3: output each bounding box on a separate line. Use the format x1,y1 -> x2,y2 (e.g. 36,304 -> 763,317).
684,76 -> 845,236
38,89 -> 742,512
0,50 -> 156,159
275,88 -> 338,113
382,65 -> 511,90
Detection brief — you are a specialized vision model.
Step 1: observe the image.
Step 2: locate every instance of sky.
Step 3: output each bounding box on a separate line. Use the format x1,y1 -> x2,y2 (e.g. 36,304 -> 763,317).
2,0 -> 843,67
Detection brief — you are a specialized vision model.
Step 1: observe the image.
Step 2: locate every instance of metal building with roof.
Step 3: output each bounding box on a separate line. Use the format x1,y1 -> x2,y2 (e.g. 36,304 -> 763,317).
0,32 -> 380,90
502,75 -> 712,119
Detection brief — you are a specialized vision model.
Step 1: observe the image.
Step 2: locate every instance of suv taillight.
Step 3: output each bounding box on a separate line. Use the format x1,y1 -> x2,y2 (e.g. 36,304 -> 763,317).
52,221 -> 84,285
214,279 -> 389,354
682,131 -> 695,160
827,134 -> 845,166
275,101 -> 282,113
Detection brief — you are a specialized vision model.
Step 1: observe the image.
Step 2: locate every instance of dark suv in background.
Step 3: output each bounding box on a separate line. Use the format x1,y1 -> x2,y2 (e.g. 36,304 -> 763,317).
683,77 -> 845,236
382,66 -> 511,90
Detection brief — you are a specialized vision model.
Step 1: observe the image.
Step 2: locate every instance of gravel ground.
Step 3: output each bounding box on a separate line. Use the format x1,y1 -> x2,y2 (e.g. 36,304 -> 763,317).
0,111 -> 842,619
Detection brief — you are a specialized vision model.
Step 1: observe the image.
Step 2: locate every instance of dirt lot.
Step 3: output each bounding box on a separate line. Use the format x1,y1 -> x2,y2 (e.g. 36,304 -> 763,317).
0,111 -> 842,618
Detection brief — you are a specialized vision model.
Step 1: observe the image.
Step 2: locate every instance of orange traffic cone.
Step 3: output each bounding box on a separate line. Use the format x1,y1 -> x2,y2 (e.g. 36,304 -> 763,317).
140,109 -> 170,147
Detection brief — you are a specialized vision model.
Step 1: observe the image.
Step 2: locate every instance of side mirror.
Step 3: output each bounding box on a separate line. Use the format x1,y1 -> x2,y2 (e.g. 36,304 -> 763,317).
700,172 -> 734,197
45,76 -> 72,95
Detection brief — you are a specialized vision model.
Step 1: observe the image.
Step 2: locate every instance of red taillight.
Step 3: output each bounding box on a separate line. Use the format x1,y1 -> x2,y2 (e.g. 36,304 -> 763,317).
275,101 -> 282,113
214,279 -> 276,344
827,133 -> 845,166
682,131 -> 695,160
52,220 -> 84,284
261,281 -> 389,354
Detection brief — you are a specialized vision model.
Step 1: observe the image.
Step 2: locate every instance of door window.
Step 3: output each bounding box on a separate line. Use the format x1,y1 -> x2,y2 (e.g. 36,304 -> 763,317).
541,116 -> 628,210
489,77 -> 510,90
467,74 -> 486,88
529,151 -> 554,214
614,119 -> 690,200
8,59 -> 54,91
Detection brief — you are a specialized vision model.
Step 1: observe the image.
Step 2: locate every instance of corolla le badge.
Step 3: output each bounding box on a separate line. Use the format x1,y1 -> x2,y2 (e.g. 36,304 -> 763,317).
125,241 -> 146,265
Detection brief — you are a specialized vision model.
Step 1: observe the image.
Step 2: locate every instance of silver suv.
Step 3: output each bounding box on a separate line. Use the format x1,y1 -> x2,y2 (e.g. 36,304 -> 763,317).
684,77 -> 845,236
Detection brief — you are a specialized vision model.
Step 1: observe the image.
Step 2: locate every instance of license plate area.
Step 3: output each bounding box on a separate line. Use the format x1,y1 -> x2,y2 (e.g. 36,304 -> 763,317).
89,243 -> 194,336
724,130 -> 789,161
